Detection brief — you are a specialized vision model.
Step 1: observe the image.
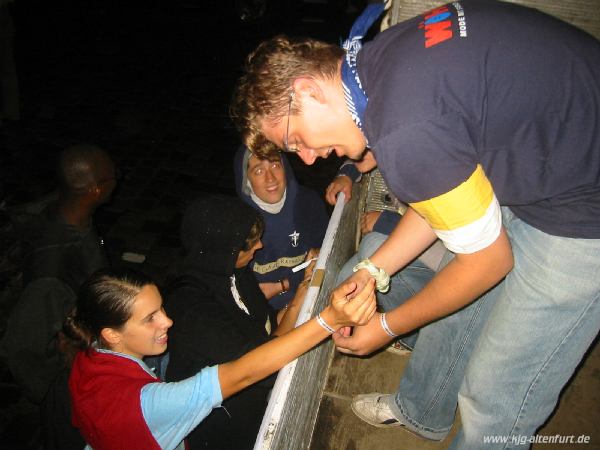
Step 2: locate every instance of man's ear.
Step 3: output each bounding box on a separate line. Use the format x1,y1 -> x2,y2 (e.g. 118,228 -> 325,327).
292,77 -> 326,104
100,327 -> 122,347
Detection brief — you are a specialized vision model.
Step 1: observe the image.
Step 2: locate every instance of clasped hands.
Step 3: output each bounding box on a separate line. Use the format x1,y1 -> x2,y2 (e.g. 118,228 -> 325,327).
331,269 -> 396,356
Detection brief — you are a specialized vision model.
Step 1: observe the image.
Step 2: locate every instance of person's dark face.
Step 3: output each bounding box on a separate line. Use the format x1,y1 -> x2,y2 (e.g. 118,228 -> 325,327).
94,157 -> 117,204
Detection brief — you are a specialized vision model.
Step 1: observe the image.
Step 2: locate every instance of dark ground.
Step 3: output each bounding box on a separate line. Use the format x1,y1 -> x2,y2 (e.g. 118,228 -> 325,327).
0,1 -> 365,448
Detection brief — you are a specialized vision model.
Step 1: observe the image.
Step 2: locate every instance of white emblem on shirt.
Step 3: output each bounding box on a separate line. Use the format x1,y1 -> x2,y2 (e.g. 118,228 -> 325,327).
289,230 -> 300,247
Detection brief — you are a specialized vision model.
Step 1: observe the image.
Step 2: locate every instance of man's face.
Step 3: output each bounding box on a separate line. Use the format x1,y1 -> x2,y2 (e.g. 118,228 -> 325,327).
260,89 -> 367,165
247,156 -> 286,204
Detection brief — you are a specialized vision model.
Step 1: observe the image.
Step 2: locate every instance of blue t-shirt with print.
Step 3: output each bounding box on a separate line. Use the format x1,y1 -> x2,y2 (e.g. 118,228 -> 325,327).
358,0 -> 600,246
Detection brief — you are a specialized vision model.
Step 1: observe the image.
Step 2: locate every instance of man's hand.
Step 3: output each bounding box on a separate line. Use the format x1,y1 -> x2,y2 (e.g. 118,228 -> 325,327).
325,175 -> 353,205
333,312 -> 393,356
360,211 -> 382,235
354,150 -> 377,173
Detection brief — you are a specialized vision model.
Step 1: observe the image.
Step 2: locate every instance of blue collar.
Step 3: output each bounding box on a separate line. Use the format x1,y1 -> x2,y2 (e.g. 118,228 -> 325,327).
341,2 -> 386,134
94,347 -> 157,378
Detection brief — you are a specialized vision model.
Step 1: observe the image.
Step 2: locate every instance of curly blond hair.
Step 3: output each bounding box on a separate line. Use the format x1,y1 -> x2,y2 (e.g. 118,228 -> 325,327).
230,35 -> 344,158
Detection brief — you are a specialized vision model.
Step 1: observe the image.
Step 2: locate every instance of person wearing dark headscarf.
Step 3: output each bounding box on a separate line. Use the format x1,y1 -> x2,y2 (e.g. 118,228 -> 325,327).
165,194 -> 312,450
234,146 -> 328,310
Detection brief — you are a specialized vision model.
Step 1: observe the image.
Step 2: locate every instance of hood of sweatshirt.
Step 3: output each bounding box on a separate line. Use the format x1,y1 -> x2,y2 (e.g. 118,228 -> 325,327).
179,194 -> 261,277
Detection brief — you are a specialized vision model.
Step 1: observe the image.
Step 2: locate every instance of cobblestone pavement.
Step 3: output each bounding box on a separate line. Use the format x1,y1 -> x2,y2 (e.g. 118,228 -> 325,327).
0,2 -> 361,448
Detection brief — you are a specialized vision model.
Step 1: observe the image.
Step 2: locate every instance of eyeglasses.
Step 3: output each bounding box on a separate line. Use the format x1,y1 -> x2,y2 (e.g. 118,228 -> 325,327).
283,91 -> 299,153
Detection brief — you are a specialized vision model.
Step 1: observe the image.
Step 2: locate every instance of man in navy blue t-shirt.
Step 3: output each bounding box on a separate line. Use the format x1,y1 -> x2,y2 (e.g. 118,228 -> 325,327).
231,1 -> 600,447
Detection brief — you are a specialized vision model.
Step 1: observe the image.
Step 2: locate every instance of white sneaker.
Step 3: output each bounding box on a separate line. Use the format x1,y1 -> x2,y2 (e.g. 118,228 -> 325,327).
351,393 -> 403,428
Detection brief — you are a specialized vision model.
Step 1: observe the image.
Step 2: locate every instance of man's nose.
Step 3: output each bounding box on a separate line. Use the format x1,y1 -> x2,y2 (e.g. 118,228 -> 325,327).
297,148 -> 317,165
265,169 -> 275,181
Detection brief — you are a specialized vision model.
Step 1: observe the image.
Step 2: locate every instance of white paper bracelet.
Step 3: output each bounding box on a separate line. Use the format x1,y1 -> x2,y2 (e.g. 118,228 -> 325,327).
380,312 -> 399,337
316,313 -> 335,334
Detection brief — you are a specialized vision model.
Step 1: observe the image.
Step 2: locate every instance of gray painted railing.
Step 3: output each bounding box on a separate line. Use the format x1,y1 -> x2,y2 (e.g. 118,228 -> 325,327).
254,183 -> 363,450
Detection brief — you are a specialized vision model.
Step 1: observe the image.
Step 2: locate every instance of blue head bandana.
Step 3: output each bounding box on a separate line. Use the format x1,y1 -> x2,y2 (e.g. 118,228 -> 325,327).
341,2 -> 386,133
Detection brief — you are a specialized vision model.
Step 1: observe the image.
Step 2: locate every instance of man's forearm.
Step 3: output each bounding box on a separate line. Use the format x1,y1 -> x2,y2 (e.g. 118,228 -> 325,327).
369,207 -> 438,275
385,228 -> 513,334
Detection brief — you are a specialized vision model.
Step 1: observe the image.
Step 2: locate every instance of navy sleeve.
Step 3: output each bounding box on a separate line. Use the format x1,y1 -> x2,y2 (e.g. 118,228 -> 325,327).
337,160 -> 362,182
372,210 -> 401,235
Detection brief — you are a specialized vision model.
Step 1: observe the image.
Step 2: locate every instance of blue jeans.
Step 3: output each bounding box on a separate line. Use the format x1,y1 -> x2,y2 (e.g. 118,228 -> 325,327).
337,232 -> 435,349
386,208 -> 600,448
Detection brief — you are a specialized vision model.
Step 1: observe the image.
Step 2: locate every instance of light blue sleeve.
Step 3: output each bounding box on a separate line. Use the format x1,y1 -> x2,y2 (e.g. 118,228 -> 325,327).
140,365 -> 223,450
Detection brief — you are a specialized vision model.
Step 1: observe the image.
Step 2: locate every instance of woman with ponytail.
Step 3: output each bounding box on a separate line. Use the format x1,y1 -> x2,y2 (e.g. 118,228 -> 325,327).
64,268 -> 376,450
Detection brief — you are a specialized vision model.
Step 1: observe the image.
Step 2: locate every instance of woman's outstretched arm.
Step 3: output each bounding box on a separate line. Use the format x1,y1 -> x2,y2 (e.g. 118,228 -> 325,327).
218,278 -> 376,399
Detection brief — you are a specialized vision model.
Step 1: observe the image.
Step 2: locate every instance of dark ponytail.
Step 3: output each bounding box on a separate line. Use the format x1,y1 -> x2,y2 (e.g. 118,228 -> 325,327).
62,269 -> 154,355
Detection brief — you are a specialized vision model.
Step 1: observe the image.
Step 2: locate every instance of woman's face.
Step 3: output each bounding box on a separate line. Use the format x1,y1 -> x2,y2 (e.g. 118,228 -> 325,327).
109,284 -> 173,359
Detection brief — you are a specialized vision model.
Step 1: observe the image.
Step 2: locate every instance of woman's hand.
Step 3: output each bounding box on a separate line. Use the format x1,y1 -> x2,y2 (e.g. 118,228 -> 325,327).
305,247 -> 319,262
338,267 -> 372,301
320,278 -> 376,330
303,248 -> 319,280
274,277 -> 310,334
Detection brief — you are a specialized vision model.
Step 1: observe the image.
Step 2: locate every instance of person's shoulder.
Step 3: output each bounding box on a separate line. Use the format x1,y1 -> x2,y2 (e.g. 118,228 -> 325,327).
5,277 -> 73,339
169,272 -> 239,307
165,274 -> 207,293
20,276 -> 74,301
164,275 -> 217,310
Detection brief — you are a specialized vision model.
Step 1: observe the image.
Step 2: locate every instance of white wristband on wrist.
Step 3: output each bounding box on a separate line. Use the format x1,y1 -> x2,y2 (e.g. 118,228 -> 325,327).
316,313 -> 336,334
352,258 -> 390,293
380,313 -> 399,337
